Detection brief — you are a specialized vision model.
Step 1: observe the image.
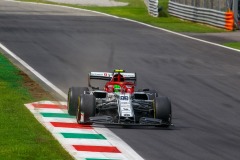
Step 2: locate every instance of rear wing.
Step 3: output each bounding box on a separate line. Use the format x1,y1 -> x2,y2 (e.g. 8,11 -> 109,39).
88,72 -> 112,81
119,73 -> 137,81
88,71 -> 137,88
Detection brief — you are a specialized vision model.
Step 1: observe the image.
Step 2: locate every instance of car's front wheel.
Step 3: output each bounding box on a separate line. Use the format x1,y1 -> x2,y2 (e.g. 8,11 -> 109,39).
76,94 -> 96,124
154,96 -> 172,127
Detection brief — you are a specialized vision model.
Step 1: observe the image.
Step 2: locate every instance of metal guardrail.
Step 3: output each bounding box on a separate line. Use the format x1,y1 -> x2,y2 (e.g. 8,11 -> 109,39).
144,0 -> 159,17
170,0 -> 231,12
168,1 -> 234,30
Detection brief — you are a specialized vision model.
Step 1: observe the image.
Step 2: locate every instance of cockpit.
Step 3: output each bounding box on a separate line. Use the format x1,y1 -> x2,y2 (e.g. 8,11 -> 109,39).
112,74 -> 125,82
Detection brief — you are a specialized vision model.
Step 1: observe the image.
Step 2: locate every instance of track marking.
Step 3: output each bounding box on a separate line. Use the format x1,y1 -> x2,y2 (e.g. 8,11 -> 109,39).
25,101 -> 143,160
5,0 -> 240,53
0,43 -> 67,99
73,145 -> 121,153
3,1 -> 238,160
0,41 -> 143,158
51,122 -> 93,129
32,103 -> 67,109
61,133 -> 106,139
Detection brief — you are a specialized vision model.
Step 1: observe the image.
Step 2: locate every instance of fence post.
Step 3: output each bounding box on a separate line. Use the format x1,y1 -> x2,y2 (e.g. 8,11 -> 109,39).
233,0 -> 239,29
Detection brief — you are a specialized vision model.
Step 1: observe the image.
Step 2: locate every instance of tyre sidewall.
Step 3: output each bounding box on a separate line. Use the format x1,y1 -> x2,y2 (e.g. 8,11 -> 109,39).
77,94 -> 95,124
67,87 -> 89,116
154,96 -> 172,125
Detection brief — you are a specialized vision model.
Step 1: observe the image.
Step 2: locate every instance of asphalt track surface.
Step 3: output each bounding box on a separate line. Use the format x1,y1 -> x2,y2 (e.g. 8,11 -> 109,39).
1,1 -> 240,160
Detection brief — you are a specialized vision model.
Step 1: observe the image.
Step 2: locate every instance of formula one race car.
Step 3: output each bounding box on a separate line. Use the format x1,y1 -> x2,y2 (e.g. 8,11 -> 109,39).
67,69 -> 172,127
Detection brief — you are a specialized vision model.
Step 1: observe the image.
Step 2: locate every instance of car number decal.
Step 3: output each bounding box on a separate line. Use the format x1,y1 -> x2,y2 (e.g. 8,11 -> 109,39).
120,96 -> 128,100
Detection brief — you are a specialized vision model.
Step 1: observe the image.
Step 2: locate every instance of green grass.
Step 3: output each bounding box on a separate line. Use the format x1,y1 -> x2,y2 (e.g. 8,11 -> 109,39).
223,42 -> 240,50
19,0 -> 226,33
0,53 -> 73,160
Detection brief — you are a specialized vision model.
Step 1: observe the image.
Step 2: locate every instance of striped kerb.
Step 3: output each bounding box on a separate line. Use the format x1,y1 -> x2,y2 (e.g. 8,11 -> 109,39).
26,102 -> 126,159
50,122 -> 93,129
40,113 -> 74,118
85,158 -> 120,160
61,133 -> 106,140
73,145 -> 121,153
32,103 -> 67,109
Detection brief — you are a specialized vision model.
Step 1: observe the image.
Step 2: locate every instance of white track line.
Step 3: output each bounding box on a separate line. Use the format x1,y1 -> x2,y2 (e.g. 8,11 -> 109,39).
5,0 -> 240,53
0,42 -> 144,159
1,1 -> 239,160
26,101 -> 144,160
0,43 -> 67,99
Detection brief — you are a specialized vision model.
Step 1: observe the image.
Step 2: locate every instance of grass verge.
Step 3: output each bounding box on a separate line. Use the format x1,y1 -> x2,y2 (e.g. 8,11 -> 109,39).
19,0 -> 226,33
0,53 -> 73,160
223,42 -> 240,50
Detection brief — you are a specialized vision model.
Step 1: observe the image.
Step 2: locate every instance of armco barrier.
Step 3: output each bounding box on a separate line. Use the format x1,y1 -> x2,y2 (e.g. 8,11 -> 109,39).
144,0 -> 159,17
168,1 -> 234,30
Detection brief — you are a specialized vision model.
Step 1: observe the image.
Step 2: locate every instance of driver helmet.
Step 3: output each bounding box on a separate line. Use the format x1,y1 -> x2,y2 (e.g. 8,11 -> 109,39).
114,85 -> 121,92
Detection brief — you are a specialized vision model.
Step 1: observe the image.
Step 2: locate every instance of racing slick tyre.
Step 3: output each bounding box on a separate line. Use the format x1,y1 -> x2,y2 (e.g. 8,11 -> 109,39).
67,87 -> 89,116
76,94 -> 96,124
154,96 -> 172,127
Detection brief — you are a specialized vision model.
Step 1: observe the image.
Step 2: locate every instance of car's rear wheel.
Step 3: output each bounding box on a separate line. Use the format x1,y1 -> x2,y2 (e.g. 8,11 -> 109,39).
76,94 -> 96,124
67,87 -> 89,116
154,96 -> 172,127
